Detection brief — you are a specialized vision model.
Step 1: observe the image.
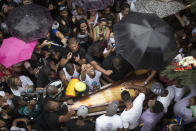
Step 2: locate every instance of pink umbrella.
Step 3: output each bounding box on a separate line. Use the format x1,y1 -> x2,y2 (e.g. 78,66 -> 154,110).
0,37 -> 37,68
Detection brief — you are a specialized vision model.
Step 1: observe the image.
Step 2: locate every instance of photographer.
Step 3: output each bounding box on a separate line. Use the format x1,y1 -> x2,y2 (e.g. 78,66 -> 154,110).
45,80 -> 64,101
12,96 -> 41,118
43,100 -> 75,131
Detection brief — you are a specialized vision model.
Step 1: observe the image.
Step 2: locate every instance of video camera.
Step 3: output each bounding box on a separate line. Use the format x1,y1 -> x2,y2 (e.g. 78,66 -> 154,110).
21,91 -> 44,102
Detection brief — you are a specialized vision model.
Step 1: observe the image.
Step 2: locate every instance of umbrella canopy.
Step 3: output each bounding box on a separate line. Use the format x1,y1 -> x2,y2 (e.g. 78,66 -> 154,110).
6,4 -> 53,42
72,0 -> 114,12
134,0 -> 186,18
113,12 -> 176,70
0,37 -> 37,68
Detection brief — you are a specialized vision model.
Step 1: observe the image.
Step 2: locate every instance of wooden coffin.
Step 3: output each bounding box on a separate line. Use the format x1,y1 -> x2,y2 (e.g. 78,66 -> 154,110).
71,80 -> 154,116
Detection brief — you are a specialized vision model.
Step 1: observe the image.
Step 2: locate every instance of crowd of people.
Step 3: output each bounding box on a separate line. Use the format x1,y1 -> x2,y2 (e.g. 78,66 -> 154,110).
0,0 -> 196,131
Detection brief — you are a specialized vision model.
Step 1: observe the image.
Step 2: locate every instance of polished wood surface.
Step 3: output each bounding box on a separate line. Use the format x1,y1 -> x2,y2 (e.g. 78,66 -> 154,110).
71,80 -> 154,110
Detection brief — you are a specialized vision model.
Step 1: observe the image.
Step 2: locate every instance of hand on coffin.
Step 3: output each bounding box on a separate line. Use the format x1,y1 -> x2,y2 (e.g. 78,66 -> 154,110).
133,82 -> 145,87
121,82 -> 133,89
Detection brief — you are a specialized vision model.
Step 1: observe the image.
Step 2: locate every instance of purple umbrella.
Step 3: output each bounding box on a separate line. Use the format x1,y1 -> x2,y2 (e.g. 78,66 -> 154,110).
6,4 -> 53,42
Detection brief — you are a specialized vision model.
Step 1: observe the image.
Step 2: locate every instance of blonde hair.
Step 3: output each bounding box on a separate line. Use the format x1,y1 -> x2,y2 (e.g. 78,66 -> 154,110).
68,37 -> 77,46
7,76 -> 18,89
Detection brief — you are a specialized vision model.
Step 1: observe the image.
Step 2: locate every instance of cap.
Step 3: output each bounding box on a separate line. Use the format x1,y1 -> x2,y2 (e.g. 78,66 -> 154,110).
77,105 -> 88,118
151,82 -> 165,95
190,105 -> 196,118
106,101 -> 119,116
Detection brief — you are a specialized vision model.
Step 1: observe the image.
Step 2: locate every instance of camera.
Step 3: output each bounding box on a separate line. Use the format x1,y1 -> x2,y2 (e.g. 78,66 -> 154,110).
21,92 -> 43,102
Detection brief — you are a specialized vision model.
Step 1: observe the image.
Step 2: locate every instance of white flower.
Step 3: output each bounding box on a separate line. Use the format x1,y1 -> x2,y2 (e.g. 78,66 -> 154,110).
179,56 -> 196,67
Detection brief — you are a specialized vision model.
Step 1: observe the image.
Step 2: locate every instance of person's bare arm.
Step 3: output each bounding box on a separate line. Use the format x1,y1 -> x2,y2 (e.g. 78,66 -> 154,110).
55,31 -> 67,46
175,13 -> 186,27
80,64 -> 86,81
105,28 -> 110,42
12,118 -> 28,126
36,40 -> 50,50
58,108 -> 75,123
116,14 -> 120,22
59,69 -> 69,87
145,70 -> 157,84
90,61 -> 112,76
60,52 -> 72,67
134,70 -> 157,87
93,27 -> 97,42
124,82 -> 147,94
89,26 -> 94,39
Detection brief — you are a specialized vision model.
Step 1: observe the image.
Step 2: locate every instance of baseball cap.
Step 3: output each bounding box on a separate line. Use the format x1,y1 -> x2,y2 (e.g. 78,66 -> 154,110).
151,82 -> 165,95
77,105 -> 88,118
106,101 -> 119,116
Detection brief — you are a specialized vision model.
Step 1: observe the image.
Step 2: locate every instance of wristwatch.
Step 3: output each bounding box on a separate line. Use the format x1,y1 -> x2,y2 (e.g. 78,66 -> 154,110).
144,81 -> 148,86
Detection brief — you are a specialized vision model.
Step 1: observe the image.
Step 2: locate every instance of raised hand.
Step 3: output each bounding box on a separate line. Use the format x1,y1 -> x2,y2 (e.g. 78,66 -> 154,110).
67,52 -> 72,60
74,55 -> 80,62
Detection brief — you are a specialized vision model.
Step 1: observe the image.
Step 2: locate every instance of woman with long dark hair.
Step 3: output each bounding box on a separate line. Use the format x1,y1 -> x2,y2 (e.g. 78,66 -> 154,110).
75,19 -> 93,50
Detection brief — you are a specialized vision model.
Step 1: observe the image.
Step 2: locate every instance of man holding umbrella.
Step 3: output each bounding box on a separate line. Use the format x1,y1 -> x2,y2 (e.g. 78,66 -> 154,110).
113,11 -> 177,82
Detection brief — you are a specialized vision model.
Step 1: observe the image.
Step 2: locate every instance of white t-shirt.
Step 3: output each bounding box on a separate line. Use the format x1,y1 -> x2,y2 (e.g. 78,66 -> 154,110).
171,85 -> 186,102
120,93 -> 145,129
96,114 -> 123,131
11,87 -> 25,96
11,76 -> 34,96
81,70 -> 102,92
63,65 -> 80,81
157,86 -> 175,112
20,76 -> 34,88
10,126 -> 26,131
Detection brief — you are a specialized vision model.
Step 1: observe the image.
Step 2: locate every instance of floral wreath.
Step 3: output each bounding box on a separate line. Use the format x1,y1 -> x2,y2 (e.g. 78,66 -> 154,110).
174,56 -> 196,71
161,56 -> 196,87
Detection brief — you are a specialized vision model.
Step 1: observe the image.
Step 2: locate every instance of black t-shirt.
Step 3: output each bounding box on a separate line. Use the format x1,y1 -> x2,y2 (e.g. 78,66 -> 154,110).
0,82 -> 12,93
77,33 -> 92,50
86,45 -> 104,65
66,119 -> 95,131
62,47 -> 86,64
44,112 -> 61,131
102,55 -> 133,81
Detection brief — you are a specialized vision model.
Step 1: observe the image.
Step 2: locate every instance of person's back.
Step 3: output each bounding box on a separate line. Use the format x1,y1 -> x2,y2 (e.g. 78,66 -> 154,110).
120,90 -> 145,130
96,114 -> 123,131
67,105 -> 95,131
96,102 -> 123,131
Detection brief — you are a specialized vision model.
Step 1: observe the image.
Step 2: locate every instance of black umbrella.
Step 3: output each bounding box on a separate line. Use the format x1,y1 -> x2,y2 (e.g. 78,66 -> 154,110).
6,4 -> 53,42
113,12 -> 176,70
